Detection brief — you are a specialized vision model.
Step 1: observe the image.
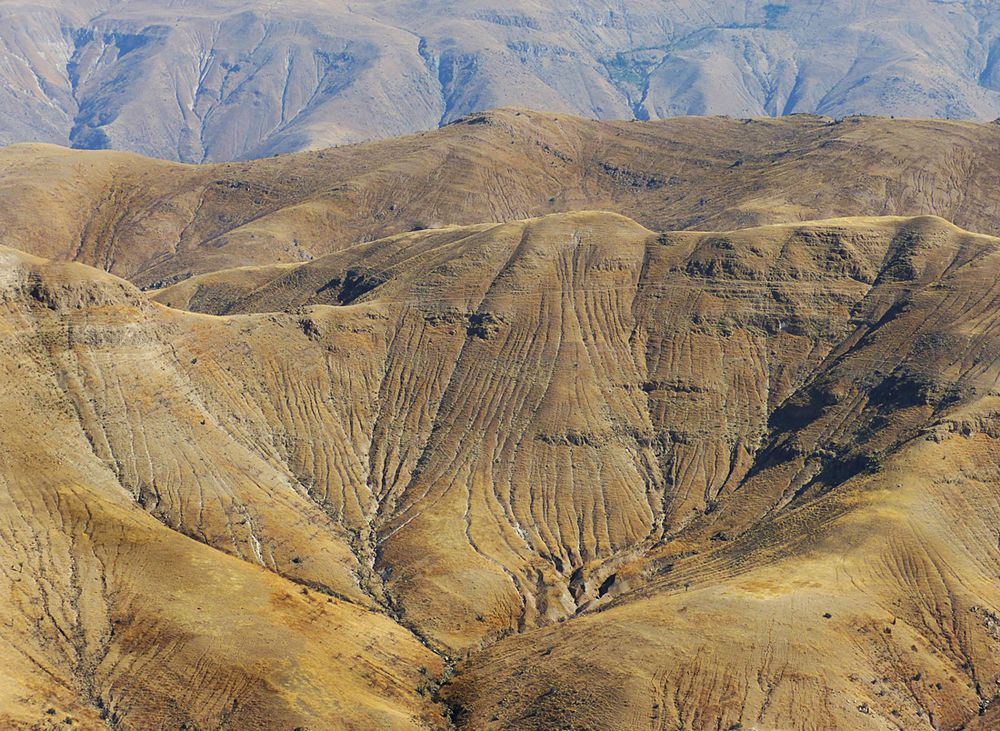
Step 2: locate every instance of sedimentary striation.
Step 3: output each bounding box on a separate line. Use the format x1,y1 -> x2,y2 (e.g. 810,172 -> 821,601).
3,110 -> 1000,295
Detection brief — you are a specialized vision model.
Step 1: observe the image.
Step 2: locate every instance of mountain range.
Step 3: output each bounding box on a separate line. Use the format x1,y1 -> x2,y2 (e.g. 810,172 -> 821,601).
7,0 -> 1000,160
0,112 -> 997,729
3,109 -> 1000,292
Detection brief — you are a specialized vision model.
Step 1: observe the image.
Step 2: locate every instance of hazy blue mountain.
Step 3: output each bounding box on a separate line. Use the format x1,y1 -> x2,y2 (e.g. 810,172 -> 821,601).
4,0 -> 1000,161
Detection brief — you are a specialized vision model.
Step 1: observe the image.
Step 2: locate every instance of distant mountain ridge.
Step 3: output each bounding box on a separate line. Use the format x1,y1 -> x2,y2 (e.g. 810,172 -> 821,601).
5,0 -> 1000,161
4,111 -> 1000,291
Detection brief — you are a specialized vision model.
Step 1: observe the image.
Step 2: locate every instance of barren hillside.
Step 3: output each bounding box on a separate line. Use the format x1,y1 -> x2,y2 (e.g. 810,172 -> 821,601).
3,111 -> 1000,294
0,208 -> 996,729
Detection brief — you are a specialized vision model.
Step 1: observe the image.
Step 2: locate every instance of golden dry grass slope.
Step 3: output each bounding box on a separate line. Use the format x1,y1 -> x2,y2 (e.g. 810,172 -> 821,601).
3,110 -> 1000,292
0,247 -> 447,730
0,204 -> 997,729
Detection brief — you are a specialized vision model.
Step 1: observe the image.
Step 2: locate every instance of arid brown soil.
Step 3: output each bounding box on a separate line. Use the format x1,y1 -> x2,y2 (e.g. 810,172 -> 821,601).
0,118 -> 998,730
2,110 -> 1000,292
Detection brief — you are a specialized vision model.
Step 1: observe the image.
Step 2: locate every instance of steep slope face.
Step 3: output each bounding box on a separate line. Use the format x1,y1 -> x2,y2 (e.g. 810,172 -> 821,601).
155,212 -> 1000,657
445,216 -> 1000,729
0,0 -> 441,161
448,425 -> 1000,730
6,112 -> 1000,291
0,247 -> 446,729
1,211 -> 997,729
6,0 -> 1000,160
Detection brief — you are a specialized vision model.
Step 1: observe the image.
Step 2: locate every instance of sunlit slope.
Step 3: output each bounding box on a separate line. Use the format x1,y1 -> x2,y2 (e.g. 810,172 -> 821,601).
3,112 -> 1000,289
448,422 -> 1000,730
0,247 -> 445,729
439,213 -> 1000,729
165,211 -> 999,659
0,210 -> 997,729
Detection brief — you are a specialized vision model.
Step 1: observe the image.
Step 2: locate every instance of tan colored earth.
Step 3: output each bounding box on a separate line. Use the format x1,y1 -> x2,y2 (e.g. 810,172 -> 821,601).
0,116 -> 997,730
1,109 -> 1000,292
